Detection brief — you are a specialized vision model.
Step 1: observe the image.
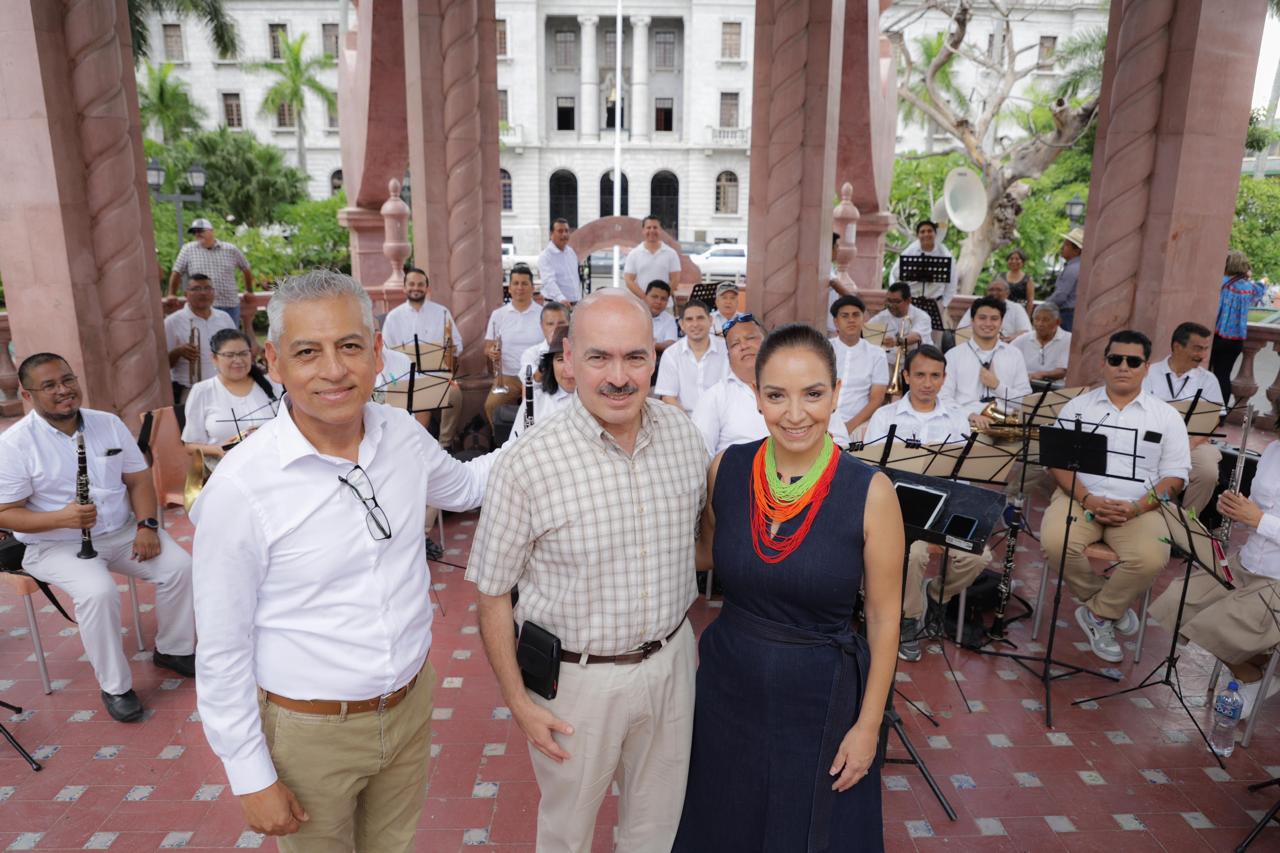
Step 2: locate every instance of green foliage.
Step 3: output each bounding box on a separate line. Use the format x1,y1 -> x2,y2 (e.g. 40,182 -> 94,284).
1246,108 -> 1280,155
128,0 -> 239,63
138,62 -> 205,143
1053,27 -> 1108,102
897,33 -> 970,131
242,32 -> 336,172
886,152 -> 969,269
1232,178 -> 1280,283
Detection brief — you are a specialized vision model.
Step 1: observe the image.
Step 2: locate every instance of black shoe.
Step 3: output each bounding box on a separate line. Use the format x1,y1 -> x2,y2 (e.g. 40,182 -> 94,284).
425,536 -> 445,561
101,689 -> 144,723
153,651 -> 196,679
898,617 -> 923,662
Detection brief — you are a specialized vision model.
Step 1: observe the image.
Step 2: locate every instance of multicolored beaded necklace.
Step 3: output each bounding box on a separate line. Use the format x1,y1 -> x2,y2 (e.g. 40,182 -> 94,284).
750,434 -> 840,564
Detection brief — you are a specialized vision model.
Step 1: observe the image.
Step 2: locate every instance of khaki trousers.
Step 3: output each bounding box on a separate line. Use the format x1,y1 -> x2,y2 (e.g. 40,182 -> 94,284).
262,660 -> 436,853
1039,490 -> 1171,621
484,375 -> 523,429
527,621 -> 697,853
1152,558 -> 1280,670
428,381 -> 464,446
903,541 -> 990,620
1182,442 -> 1222,515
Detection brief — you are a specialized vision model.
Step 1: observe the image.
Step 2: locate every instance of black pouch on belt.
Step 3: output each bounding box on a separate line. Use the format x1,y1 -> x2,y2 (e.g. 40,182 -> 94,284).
517,621 -> 561,700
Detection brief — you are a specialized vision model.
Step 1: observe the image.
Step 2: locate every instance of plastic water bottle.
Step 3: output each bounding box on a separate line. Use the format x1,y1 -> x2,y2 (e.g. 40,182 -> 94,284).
1210,681 -> 1244,758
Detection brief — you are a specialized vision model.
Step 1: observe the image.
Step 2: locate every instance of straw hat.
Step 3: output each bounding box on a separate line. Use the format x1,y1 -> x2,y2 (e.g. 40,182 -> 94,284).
1060,227 -> 1085,250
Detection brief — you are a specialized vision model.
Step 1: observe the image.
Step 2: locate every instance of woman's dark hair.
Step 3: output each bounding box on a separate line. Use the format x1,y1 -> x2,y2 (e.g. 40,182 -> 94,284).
1005,248 -> 1026,264
1104,329 -> 1152,361
539,350 -> 561,395
209,329 -> 276,400
754,323 -> 836,388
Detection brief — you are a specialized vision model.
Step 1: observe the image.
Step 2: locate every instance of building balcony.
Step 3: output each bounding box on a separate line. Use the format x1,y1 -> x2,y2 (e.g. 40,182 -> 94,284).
707,126 -> 749,147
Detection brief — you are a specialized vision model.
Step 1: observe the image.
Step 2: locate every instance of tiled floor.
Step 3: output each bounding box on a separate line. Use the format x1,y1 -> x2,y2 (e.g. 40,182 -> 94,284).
2,494 -> 1280,851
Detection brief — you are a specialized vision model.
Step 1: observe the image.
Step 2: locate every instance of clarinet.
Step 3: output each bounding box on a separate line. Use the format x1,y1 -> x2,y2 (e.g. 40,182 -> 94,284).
522,365 -> 535,430
988,495 -> 1022,640
75,433 -> 97,560
1214,406 -> 1253,575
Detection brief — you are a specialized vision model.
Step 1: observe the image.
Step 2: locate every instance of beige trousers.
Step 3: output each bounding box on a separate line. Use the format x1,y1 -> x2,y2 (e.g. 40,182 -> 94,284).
484,375 -> 523,429
263,660 -> 436,853
1182,442 -> 1222,515
527,621 -> 697,853
1152,558 -> 1280,671
1039,490 -> 1171,620
430,381 -> 464,446
903,541 -> 990,620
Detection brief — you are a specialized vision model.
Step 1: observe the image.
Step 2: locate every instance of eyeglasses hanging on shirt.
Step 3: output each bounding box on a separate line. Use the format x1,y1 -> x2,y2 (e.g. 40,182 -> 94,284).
339,463 -> 392,541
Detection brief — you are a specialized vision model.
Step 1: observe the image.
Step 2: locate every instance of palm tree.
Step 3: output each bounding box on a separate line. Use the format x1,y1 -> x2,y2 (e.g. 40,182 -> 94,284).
1053,27 -> 1108,102
897,32 -> 970,152
127,0 -> 238,63
138,62 -> 205,143
243,33 -> 336,177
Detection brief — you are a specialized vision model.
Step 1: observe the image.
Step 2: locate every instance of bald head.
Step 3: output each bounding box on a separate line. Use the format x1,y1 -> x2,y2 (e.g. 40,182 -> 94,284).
564,288 -> 655,441
568,288 -> 653,344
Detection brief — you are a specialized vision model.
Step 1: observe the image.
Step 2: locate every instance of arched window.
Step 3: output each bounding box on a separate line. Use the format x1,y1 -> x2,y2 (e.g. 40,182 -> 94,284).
599,170 -> 629,218
715,171 -> 738,215
549,170 -> 578,228
329,169 -> 344,196
650,171 -> 679,235
500,169 -> 513,211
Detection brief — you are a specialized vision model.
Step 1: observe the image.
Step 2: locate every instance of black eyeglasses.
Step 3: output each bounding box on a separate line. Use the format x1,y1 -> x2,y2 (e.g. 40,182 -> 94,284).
1105,354 -> 1146,369
722,312 -> 756,336
338,464 -> 392,541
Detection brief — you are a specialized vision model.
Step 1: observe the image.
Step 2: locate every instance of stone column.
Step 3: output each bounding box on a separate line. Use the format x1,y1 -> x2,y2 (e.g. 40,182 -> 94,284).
1067,0 -> 1268,388
0,0 -> 170,425
404,0 -> 503,390
579,16 -> 600,141
745,0 -> 846,327
631,16 -> 651,142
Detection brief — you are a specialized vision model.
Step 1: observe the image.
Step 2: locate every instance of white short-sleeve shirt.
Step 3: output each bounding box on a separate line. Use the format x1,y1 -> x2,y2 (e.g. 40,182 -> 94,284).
1142,357 -> 1224,410
181,377 -> 280,446
832,337 -> 890,422
652,311 -> 679,344
1013,327 -> 1072,376
863,397 -> 971,446
381,300 -> 463,353
485,302 -> 545,376
624,242 -> 682,289
958,303 -> 1032,340
691,373 -> 851,456
654,336 -> 729,413
940,340 -> 1033,416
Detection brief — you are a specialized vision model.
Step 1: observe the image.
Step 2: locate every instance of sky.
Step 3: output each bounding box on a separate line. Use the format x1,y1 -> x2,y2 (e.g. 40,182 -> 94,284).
1253,13 -> 1279,110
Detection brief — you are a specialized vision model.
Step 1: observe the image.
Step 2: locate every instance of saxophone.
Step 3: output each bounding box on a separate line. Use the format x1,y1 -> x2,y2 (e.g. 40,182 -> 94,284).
523,365 -> 535,430
75,433 -> 97,560
988,495 -> 1022,640
1213,405 -> 1253,580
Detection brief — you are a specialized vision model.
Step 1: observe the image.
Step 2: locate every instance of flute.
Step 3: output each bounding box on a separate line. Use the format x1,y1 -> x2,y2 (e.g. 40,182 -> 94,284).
75,433 -> 97,560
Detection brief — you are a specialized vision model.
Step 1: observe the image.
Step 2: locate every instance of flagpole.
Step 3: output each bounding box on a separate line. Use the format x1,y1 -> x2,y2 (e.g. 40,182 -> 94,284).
611,0 -> 623,288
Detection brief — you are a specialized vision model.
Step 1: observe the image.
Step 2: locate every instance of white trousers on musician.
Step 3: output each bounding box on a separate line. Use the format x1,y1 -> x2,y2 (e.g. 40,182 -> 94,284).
22,524 -> 194,695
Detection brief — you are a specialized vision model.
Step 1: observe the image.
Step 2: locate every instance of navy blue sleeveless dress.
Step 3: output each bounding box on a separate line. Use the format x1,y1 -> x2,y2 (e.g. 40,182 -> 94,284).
674,440 -> 883,853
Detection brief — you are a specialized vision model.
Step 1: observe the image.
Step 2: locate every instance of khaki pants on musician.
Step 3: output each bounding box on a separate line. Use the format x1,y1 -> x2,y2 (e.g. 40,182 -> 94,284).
1152,558 -> 1280,676
260,660 -> 436,853
1039,490 -> 1171,621
903,541 -> 990,620
1182,442 -> 1222,515
527,622 -> 697,853
483,376 -> 523,430
429,381 -> 465,446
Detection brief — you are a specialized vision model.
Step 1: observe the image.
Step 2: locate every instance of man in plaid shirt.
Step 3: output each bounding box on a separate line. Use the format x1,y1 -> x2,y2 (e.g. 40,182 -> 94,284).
166,218 -> 256,330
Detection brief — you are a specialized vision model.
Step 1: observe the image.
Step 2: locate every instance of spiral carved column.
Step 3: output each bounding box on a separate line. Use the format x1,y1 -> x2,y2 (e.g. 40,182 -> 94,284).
745,0 -> 845,329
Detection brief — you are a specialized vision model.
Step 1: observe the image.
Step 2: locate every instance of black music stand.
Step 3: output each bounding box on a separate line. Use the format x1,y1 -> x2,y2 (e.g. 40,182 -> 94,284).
688,280 -> 720,307
1072,496 -> 1233,767
898,256 -> 952,291
0,699 -> 40,771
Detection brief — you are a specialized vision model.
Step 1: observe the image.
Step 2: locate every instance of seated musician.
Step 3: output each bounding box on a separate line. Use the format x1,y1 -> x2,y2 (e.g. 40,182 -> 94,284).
508,328 -> 576,443
1012,302 -> 1071,387
956,278 -> 1031,342
710,283 -> 740,335
182,329 -> 280,464
863,346 -> 986,662
1141,322 -> 1223,514
484,264 -> 544,429
646,280 -> 679,354
381,267 -> 465,449
830,295 -> 889,439
656,300 -> 728,414
1151,438 -> 1280,718
869,282 -> 932,356
941,296 -> 1032,428
519,300 -> 570,379
889,220 -> 957,337
0,354 -> 195,723
692,314 -> 850,456
1040,330 -> 1191,664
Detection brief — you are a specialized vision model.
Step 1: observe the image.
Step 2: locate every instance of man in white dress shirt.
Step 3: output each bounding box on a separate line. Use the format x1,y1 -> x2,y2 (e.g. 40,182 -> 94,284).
1152,438 -> 1280,718
957,279 -> 1031,342
192,271 -> 497,851
484,264 -> 544,429
830,295 -> 889,437
537,219 -> 581,305
1013,303 -> 1071,387
623,216 -> 682,300
656,300 -> 728,413
692,315 -> 850,456
890,220 -> 957,336
710,283 -> 740,335
1040,330 -> 1191,664
645,281 -> 679,353
165,273 -> 237,419
941,297 -> 1032,428
863,346 -> 986,662
1141,322 -> 1223,513
869,282 -> 932,354
0,354 -> 195,722
381,268 -> 465,448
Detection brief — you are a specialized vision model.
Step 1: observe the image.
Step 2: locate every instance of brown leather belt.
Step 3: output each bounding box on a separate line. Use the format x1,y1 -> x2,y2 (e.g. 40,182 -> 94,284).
263,674 -> 419,716
560,619 -> 685,665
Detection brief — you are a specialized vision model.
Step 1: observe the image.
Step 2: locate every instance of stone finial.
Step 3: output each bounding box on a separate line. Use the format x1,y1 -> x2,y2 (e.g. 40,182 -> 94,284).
832,182 -> 861,291
381,178 -> 410,289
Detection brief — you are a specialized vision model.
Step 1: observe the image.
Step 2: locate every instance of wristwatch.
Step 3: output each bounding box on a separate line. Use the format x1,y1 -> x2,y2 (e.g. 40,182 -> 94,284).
136,517 -> 159,531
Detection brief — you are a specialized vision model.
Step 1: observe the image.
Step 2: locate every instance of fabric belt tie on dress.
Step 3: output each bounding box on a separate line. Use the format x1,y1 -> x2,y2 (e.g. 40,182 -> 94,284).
720,602 -> 870,853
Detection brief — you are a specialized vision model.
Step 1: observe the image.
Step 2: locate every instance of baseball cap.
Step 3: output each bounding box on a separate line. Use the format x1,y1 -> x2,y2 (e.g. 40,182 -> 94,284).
715,283 -> 741,296
188,218 -> 214,233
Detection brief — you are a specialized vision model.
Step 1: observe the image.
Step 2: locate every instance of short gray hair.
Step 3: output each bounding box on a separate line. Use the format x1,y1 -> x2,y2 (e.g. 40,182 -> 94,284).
1033,301 -> 1060,320
267,270 -> 375,343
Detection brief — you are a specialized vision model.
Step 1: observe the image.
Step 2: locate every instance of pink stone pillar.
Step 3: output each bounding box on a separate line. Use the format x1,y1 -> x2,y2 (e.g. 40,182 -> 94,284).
746,0 -> 847,328
1067,0 -> 1268,388
0,0 -> 170,425
831,183 -> 859,290
404,0 -> 503,386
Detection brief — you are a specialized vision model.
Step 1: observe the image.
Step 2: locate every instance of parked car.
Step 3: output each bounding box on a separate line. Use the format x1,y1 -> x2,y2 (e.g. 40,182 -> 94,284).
692,243 -> 748,279
500,244 -> 541,280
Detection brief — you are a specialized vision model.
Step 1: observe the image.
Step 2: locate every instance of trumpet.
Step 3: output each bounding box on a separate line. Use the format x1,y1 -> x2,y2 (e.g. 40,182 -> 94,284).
75,433 -> 97,560
189,326 -> 202,386
490,335 -> 509,394
523,365 -> 535,430
443,316 -> 456,373
886,318 -> 909,397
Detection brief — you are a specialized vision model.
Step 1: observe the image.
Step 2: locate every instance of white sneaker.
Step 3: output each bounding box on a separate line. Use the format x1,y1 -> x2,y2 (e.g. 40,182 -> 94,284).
1113,608 -> 1140,637
1237,677 -> 1280,719
1076,606 -> 1123,663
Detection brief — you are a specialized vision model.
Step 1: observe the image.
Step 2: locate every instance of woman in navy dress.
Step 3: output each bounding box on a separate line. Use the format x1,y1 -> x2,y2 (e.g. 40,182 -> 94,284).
674,322 -> 904,852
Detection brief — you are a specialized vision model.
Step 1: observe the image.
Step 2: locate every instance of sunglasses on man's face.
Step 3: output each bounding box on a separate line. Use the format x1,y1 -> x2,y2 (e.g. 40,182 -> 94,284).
1105,354 -> 1146,369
